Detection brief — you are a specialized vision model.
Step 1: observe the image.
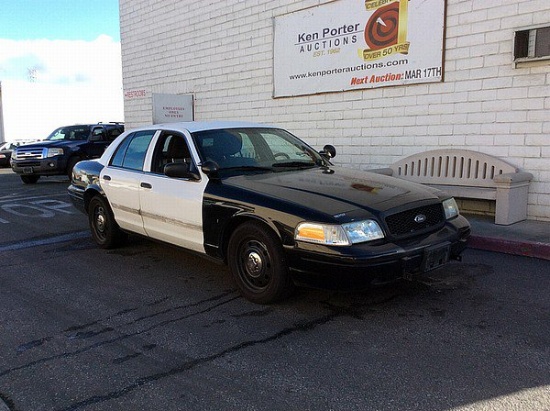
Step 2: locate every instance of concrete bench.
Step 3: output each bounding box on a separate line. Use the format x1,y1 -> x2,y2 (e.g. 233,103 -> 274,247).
371,149 -> 533,225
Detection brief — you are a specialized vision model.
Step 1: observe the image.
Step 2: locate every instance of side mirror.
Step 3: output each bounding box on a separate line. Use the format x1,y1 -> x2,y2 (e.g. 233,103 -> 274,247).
89,134 -> 103,142
201,160 -> 220,178
320,145 -> 336,159
164,162 -> 200,180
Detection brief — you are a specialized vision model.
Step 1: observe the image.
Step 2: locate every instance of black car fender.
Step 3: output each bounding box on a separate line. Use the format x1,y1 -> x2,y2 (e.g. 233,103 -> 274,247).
202,192 -> 299,262
70,160 -> 105,214
202,185 -> 341,263
203,199 -> 277,261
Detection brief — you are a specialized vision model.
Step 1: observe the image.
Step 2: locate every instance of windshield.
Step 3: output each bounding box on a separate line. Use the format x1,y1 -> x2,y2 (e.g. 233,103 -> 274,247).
192,128 -> 326,172
46,126 -> 91,141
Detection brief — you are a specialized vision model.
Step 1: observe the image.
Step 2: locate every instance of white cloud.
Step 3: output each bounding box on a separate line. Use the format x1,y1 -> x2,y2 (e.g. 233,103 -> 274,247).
0,35 -> 122,88
0,36 -> 124,141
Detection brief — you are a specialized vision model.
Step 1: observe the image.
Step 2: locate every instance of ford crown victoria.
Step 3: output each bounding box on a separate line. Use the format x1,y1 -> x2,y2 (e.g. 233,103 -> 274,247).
68,121 -> 470,304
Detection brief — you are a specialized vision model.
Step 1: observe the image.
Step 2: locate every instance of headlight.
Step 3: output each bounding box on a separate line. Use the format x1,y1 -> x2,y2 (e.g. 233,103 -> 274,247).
442,198 -> 459,219
342,220 -> 385,243
295,223 -> 349,245
295,219 -> 384,246
47,148 -> 64,157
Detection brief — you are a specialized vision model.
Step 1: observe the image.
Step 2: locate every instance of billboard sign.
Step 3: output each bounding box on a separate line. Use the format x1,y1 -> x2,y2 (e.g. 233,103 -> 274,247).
273,0 -> 445,97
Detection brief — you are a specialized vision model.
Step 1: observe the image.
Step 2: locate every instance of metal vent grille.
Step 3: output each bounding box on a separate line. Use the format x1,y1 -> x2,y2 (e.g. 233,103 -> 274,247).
14,148 -> 44,160
385,204 -> 444,237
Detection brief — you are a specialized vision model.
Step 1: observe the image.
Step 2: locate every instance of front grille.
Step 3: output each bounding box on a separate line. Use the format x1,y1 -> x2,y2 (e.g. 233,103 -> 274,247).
385,203 -> 444,238
14,160 -> 42,167
14,148 -> 44,160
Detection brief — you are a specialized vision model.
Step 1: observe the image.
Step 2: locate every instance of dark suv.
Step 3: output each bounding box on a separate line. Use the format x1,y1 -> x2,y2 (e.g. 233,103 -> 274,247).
11,123 -> 124,184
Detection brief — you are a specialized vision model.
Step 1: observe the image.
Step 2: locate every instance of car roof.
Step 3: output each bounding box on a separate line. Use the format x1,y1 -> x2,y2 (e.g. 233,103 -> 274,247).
133,121 -> 278,133
55,123 -> 123,128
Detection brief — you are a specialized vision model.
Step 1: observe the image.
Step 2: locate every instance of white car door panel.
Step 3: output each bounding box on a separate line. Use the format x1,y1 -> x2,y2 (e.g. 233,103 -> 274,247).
139,170 -> 207,253
100,129 -> 158,236
100,167 -> 146,235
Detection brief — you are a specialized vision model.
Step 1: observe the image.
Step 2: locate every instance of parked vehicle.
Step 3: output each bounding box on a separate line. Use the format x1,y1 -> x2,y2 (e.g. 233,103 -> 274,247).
11,123 -> 124,184
0,142 -> 20,167
68,121 -> 470,304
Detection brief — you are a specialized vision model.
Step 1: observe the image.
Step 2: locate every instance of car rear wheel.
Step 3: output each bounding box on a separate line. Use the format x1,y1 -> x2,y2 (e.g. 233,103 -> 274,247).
88,196 -> 126,249
20,175 -> 39,184
227,221 -> 294,304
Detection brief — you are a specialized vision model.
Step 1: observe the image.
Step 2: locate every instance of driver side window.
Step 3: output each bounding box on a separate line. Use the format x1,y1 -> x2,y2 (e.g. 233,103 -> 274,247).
151,132 -> 193,175
92,128 -> 105,140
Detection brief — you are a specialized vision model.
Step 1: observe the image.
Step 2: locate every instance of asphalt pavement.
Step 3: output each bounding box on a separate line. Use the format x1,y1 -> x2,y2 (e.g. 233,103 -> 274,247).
0,168 -> 549,411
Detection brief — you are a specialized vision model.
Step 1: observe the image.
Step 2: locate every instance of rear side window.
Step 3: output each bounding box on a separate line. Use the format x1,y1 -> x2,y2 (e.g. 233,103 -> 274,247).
110,130 -> 156,171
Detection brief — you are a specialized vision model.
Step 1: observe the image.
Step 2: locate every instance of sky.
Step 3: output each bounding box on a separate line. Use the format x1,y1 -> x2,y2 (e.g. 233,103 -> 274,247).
0,0 -> 124,139
0,0 -> 121,42
0,0 -> 121,83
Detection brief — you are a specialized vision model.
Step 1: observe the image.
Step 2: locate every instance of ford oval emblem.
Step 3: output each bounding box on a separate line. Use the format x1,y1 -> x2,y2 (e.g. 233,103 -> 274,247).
414,214 -> 427,223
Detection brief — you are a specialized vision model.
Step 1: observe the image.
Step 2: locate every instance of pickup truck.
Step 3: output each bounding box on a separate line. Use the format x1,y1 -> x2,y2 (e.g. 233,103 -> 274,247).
11,123 -> 124,184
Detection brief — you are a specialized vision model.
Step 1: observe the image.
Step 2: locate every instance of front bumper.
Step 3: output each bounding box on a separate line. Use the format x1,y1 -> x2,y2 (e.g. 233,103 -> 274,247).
11,157 -> 67,176
286,215 -> 470,290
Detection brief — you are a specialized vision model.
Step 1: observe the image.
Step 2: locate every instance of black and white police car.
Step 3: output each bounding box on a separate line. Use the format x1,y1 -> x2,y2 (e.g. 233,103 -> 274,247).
68,121 -> 470,304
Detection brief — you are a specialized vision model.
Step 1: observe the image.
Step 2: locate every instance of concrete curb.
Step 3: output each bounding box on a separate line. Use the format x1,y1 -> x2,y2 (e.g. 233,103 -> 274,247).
0,399 -> 9,411
469,235 -> 550,261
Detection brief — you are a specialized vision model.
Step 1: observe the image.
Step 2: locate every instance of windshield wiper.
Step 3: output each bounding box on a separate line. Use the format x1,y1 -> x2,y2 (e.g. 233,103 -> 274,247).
272,161 -> 316,168
220,165 -> 274,172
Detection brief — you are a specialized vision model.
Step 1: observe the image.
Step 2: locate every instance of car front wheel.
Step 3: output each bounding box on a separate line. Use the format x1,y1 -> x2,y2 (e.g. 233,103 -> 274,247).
88,196 -> 126,249
227,221 -> 293,304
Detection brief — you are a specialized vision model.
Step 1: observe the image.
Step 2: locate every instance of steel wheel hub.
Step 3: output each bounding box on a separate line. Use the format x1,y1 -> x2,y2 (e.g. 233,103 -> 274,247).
245,251 -> 263,278
96,209 -> 106,232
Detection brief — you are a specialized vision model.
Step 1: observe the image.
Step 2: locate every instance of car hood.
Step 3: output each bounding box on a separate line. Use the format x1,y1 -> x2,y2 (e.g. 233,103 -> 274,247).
18,140 -> 82,149
222,166 -> 442,219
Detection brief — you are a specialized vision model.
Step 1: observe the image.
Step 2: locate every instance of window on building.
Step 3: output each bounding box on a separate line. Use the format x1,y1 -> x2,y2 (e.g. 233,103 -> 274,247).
514,26 -> 550,64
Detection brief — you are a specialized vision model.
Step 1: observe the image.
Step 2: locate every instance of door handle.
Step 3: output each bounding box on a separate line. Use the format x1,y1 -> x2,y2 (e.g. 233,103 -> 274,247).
103,175 -> 111,181
140,182 -> 152,189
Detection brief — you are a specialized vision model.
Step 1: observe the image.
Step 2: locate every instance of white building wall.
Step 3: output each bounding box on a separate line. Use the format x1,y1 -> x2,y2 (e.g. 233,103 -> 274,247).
119,0 -> 550,221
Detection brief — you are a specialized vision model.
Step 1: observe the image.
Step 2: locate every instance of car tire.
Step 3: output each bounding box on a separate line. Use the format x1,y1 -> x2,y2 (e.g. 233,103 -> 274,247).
88,196 -> 127,249
20,175 -> 39,184
67,157 -> 80,180
227,221 -> 294,304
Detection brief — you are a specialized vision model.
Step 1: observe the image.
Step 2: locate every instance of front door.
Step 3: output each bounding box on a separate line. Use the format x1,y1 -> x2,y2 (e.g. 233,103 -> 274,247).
138,131 -> 207,253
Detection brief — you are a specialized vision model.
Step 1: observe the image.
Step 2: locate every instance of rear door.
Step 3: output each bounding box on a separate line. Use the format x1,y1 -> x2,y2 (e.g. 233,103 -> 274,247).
100,130 -> 157,235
